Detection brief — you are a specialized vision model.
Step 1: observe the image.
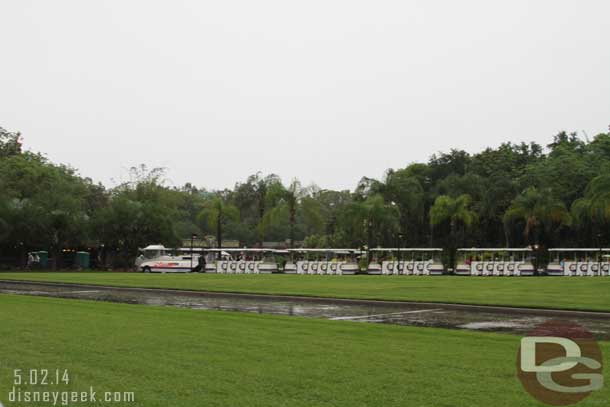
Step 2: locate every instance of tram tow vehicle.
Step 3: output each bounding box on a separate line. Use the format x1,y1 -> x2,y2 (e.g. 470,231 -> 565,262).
546,248 -> 610,276
455,248 -> 535,276
368,248 -> 444,276
137,245 -> 202,273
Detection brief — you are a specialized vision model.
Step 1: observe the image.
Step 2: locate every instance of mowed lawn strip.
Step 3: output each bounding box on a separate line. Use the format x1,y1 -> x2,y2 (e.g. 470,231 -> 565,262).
1,294 -> 608,407
1,272 -> 610,311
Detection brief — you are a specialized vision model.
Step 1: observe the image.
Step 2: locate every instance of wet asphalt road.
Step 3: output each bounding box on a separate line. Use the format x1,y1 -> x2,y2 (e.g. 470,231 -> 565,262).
1,280 -> 609,339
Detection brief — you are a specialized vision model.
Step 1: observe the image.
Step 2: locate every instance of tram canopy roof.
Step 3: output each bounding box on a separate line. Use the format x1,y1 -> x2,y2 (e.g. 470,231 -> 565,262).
457,248 -> 532,252
548,248 -> 610,252
369,248 -> 443,252
140,245 -> 167,251
201,248 -> 277,253
287,248 -> 362,254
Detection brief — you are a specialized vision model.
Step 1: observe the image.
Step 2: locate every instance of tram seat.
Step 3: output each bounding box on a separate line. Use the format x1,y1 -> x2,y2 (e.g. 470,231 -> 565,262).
257,261 -> 276,274
428,262 -> 444,275
381,261 -> 396,275
236,260 -> 246,274
308,261 -> 319,275
545,262 -> 564,276
392,261 -> 402,275
493,262 -> 503,276
576,262 -> 588,277
564,261 -> 577,276
498,262 -> 509,276
471,262 -> 484,276
367,262 -> 382,275
455,264 -> 471,276
227,261 -> 238,274
420,261 -> 428,276
339,262 -> 359,275
297,260 -> 307,274
518,262 -> 535,276
318,262 -> 328,275
217,260 -> 229,274
284,262 -> 297,274
481,262 -> 494,276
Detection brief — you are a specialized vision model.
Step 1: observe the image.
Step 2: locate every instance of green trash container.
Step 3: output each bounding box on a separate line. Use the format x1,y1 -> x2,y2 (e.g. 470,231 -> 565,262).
75,251 -> 90,269
37,251 -> 49,268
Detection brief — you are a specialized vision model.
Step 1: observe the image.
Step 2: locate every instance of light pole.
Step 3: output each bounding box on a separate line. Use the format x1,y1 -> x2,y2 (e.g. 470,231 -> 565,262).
190,233 -> 198,272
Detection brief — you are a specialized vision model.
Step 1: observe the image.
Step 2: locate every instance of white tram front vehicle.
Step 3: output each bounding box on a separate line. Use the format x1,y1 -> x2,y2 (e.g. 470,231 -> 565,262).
288,249 -> 362,275
205,248 -> 280,274
455,248 -> 535,276
546,248 -> 610,276
368,248 -> 444,276
137,245 -> 201,273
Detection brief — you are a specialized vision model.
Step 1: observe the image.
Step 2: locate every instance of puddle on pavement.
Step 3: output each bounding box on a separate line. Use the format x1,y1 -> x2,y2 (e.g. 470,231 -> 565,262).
1,281 -> 609,339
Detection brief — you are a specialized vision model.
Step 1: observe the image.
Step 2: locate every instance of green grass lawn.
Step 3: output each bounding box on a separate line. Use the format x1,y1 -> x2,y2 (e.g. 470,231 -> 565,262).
0,294 -> 607,407
2,272 -> 610,311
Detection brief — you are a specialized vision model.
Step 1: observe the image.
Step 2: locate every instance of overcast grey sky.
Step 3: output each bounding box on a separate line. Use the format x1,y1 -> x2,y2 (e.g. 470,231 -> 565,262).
1,1 -> 609,191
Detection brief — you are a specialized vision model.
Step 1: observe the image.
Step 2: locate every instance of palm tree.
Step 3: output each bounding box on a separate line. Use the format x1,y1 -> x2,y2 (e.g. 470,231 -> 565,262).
342,194 -> 399,255
259,180 -> 315,248
503,187 -> 571,247
430,194 -> 476,267
197,197 -> 239,250
430,194 -> 476,242
571,174 -> 610,243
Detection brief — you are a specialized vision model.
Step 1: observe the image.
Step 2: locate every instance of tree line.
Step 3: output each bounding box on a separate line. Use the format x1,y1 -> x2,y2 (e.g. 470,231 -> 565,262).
1,126 -> 609,268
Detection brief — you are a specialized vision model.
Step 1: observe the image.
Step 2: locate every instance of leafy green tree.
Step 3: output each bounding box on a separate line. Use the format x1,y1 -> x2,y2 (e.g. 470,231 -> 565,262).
0,147 -> 95,267
93,193 -> 179,268
0,199 -> 10,244
300,196 -> 324,237
0,127 -> 22,157
428,149 -> 471,181
519,133 -> 602,205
